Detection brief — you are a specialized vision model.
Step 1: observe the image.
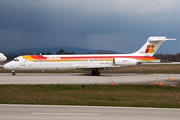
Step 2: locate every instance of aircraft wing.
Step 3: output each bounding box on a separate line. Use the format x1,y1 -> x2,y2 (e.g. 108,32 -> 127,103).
76,65 -> 120,69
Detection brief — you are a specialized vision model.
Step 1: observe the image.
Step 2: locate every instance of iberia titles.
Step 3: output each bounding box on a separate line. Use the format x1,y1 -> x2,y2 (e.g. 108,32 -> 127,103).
46,57 -> 61,60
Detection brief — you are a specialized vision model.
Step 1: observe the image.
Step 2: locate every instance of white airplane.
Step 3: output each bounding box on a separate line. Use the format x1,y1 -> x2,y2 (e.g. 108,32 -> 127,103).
0,53 -> 7,62
4,36 -> 176,75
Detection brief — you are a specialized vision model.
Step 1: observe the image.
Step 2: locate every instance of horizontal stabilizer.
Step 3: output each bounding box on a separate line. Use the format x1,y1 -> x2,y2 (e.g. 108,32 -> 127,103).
148,37 -> 176,42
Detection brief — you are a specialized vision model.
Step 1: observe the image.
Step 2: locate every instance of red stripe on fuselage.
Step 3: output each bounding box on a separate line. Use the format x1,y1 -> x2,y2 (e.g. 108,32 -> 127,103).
30,55 -> 47,60
60,56 -> 156,60
28,55 -> 156,60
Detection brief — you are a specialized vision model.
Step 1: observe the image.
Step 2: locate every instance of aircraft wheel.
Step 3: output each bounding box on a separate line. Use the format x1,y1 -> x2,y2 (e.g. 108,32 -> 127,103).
95,71 -> 100,76
12,72 -> 16,75
91,70 -> 96,75
91,70 -> 100,76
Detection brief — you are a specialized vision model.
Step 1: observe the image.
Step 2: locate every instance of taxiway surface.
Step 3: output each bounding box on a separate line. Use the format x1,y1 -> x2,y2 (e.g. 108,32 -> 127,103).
0,104 -> 180,120
0,73 -> 179,85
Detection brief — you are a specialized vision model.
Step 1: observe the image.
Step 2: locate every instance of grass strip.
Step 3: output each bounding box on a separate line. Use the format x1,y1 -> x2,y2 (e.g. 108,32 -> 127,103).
0,84 -> 180,108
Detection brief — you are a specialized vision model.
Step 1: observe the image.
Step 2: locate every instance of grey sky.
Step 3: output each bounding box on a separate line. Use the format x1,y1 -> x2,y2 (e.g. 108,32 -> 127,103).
0,0 -> 179,54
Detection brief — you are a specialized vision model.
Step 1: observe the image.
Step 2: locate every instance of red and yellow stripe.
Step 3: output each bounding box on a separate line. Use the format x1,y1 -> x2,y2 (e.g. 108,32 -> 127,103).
22,55 -> 156,62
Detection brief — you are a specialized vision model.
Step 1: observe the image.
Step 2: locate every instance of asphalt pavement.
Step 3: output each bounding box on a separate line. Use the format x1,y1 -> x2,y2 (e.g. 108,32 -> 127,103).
0,73 -> 179,85
1,104 -> 180,120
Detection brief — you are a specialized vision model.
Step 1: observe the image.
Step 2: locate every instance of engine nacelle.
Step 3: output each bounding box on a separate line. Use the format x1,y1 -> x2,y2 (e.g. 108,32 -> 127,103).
113,58 -> 138,67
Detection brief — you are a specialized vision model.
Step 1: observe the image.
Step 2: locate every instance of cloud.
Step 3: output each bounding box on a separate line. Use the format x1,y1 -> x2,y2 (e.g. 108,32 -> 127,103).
41,0 -> 179,15
0,0 -> 179,54
85,33 -> 139,53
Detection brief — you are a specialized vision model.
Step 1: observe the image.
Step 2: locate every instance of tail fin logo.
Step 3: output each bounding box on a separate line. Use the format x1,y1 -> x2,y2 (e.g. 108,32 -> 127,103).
145,45 -> 154,53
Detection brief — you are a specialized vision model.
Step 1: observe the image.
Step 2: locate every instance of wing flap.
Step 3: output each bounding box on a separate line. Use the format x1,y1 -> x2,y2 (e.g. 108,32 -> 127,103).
76,65 -> 120,69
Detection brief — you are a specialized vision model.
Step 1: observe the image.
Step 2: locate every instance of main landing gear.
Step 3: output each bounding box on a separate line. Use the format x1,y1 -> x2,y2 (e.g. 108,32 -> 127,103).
91,69 -> 100,76
12,71 -> 16,75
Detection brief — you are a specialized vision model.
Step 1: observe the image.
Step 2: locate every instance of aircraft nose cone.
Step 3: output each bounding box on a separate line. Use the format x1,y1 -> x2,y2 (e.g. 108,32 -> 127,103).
3,56 -> 7,61
3,63 -> 11,70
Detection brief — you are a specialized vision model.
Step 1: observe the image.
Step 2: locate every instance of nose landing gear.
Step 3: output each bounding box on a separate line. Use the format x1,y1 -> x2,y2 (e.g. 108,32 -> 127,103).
12,71 -> 16,75
91,69 -> 100,76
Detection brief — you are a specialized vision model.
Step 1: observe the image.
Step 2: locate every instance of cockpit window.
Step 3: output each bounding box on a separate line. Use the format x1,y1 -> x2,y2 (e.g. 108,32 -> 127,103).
13,58 -> 19,62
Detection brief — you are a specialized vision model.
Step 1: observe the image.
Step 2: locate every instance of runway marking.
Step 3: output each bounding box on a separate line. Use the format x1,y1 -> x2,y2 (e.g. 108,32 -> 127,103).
32,113 -> 99,116
1,104 -> 180,111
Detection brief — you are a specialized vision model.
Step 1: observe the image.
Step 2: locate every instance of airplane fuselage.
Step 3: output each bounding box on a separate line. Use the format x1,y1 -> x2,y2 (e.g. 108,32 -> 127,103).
3,54 -> 155,71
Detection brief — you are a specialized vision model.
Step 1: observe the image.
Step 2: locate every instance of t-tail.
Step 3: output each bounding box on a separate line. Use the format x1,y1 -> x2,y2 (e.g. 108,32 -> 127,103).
133,36 -> 176,57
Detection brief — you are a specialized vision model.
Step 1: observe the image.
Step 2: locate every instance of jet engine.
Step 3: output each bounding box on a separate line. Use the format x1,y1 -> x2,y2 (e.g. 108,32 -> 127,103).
113,58 -> 138,66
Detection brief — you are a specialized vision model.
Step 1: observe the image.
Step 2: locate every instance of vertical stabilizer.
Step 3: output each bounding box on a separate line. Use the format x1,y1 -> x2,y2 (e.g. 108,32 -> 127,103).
133,36 -> 176,56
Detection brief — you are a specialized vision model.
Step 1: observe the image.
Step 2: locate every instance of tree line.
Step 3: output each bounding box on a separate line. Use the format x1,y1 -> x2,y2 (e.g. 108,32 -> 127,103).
154,53 -> 180,62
